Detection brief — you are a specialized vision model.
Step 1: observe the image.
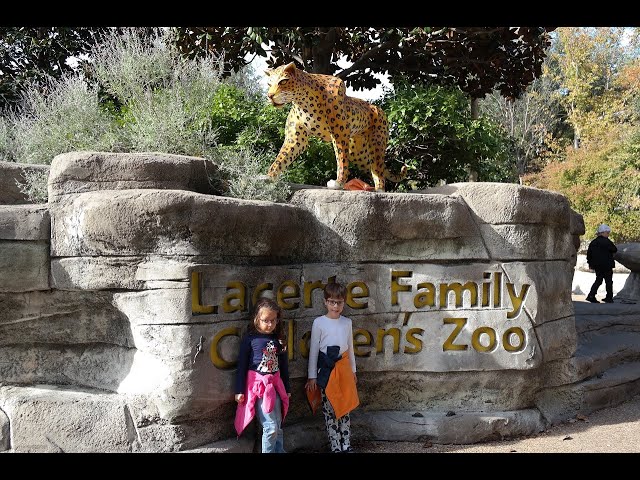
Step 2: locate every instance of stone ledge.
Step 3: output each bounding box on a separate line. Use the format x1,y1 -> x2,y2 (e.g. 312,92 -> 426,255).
282,408 -> 546,451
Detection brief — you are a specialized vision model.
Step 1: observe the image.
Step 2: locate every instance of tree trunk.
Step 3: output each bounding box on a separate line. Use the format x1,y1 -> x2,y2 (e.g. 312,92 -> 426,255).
467,97 -> 479,182
312,28 -> 337,74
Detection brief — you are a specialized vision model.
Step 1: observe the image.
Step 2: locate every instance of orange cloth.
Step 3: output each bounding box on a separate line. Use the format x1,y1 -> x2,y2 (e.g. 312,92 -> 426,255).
306,384 -> 322,415
344,178 -> 375,191
325,352 -> 359,419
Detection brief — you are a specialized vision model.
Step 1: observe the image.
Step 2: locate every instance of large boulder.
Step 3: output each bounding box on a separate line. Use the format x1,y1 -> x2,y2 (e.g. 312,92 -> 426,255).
48,151 -> 220,202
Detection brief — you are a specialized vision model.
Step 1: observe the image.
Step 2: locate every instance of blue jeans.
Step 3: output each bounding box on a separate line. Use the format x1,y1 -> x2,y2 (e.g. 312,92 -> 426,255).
255,395 -> 285,453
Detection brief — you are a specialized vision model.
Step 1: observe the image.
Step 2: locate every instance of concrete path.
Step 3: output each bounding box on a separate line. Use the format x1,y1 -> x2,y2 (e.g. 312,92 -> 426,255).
349,391 -> 640,453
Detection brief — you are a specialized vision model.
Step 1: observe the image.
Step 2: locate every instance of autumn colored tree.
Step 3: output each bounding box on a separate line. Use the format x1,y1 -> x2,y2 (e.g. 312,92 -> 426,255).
616,56 -> 640,124
546,27 -> 640,148
523,127 -> 640,242
521,28 -> 640,242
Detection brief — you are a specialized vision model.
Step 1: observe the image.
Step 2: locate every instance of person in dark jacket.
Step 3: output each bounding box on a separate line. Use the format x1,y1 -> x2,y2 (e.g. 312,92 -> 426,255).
586,224 -> 617,303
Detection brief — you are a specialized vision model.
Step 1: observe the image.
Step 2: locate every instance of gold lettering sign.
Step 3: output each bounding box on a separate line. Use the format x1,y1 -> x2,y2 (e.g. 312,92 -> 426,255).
192,263 -> 535,371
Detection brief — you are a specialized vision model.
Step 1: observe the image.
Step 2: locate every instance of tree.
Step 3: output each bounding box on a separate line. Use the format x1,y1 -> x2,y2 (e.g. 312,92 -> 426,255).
523,127 -> 640,243
0,28 -> 112,110
380,81 -> 512,189
521,27 -> 640,243
478,73 -> 568,177
169,27 -> 554,101
0,27 -> 159,112
615,56 -> 640,124
546,27 -> 639,148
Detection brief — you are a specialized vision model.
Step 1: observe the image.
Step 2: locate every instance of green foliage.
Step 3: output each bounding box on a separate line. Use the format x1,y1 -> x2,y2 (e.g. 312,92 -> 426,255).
230,96 -> 336,187
14,167 -> 49,204
215,146 -> 291,202
380,81 -> 513,189
210,84 -> 263,145
0,27 -> 117,110
474,122 -> 517,183
11,74 -> 118,164
524,128 -> 640,242
234,98 -> 287,153
278,138 -> 337,187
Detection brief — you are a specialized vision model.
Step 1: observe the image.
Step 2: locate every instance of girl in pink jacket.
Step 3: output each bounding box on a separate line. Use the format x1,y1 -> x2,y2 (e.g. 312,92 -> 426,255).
234,298 -> 290,453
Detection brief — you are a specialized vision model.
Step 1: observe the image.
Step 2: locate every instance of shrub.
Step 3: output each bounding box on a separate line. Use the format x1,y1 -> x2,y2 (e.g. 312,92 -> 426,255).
11,74 -> 118,165
524,128 -> 640,242
215,146 -> 291,202
0,115 -> 16,162
90,27 -> 221,159
15,167 -> 49,204
1,27 -> 290,203
380,81 -> 512,190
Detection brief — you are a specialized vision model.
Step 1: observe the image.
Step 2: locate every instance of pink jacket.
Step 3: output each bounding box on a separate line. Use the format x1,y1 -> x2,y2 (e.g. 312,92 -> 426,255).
234,369 -> 289,437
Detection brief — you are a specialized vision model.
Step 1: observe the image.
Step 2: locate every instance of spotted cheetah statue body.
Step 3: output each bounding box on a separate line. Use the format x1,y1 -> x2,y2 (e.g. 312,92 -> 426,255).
265,62 -> 406,191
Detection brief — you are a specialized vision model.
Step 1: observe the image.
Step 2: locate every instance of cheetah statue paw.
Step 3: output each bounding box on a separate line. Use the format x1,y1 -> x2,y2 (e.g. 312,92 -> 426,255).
326,179 -> 344,190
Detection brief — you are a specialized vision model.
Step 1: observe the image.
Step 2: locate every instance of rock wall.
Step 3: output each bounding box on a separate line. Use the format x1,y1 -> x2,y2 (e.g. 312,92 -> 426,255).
0,152 -> 588,452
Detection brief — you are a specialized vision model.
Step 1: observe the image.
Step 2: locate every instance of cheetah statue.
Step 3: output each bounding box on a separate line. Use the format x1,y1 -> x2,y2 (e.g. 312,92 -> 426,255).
265,62 -> 406,192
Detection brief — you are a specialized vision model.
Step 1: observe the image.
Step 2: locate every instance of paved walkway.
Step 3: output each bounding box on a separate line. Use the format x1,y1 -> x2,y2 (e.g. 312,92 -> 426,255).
351,392 -> 640,453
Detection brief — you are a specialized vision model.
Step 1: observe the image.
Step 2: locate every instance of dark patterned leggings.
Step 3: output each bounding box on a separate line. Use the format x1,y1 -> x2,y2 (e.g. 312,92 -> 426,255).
320,389 -> 352,453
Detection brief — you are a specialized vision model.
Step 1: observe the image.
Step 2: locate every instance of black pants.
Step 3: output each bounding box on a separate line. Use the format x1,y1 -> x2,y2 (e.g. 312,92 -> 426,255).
588,268 -> 613,300
320,389 -> 352,453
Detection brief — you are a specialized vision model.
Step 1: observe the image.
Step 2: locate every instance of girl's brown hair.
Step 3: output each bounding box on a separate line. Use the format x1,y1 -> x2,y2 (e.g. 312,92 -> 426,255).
247,297 -> 286,345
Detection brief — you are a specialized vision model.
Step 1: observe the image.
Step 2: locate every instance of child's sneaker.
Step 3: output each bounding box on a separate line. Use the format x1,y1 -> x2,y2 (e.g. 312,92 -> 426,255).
586,296 -> 600,303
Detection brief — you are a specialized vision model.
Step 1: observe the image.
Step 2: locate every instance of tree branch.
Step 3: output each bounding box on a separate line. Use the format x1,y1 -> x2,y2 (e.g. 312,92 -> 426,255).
337,38 -> 401,79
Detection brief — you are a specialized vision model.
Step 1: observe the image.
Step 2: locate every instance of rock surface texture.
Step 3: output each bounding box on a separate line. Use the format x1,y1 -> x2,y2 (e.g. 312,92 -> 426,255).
2,152 -> 638,453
